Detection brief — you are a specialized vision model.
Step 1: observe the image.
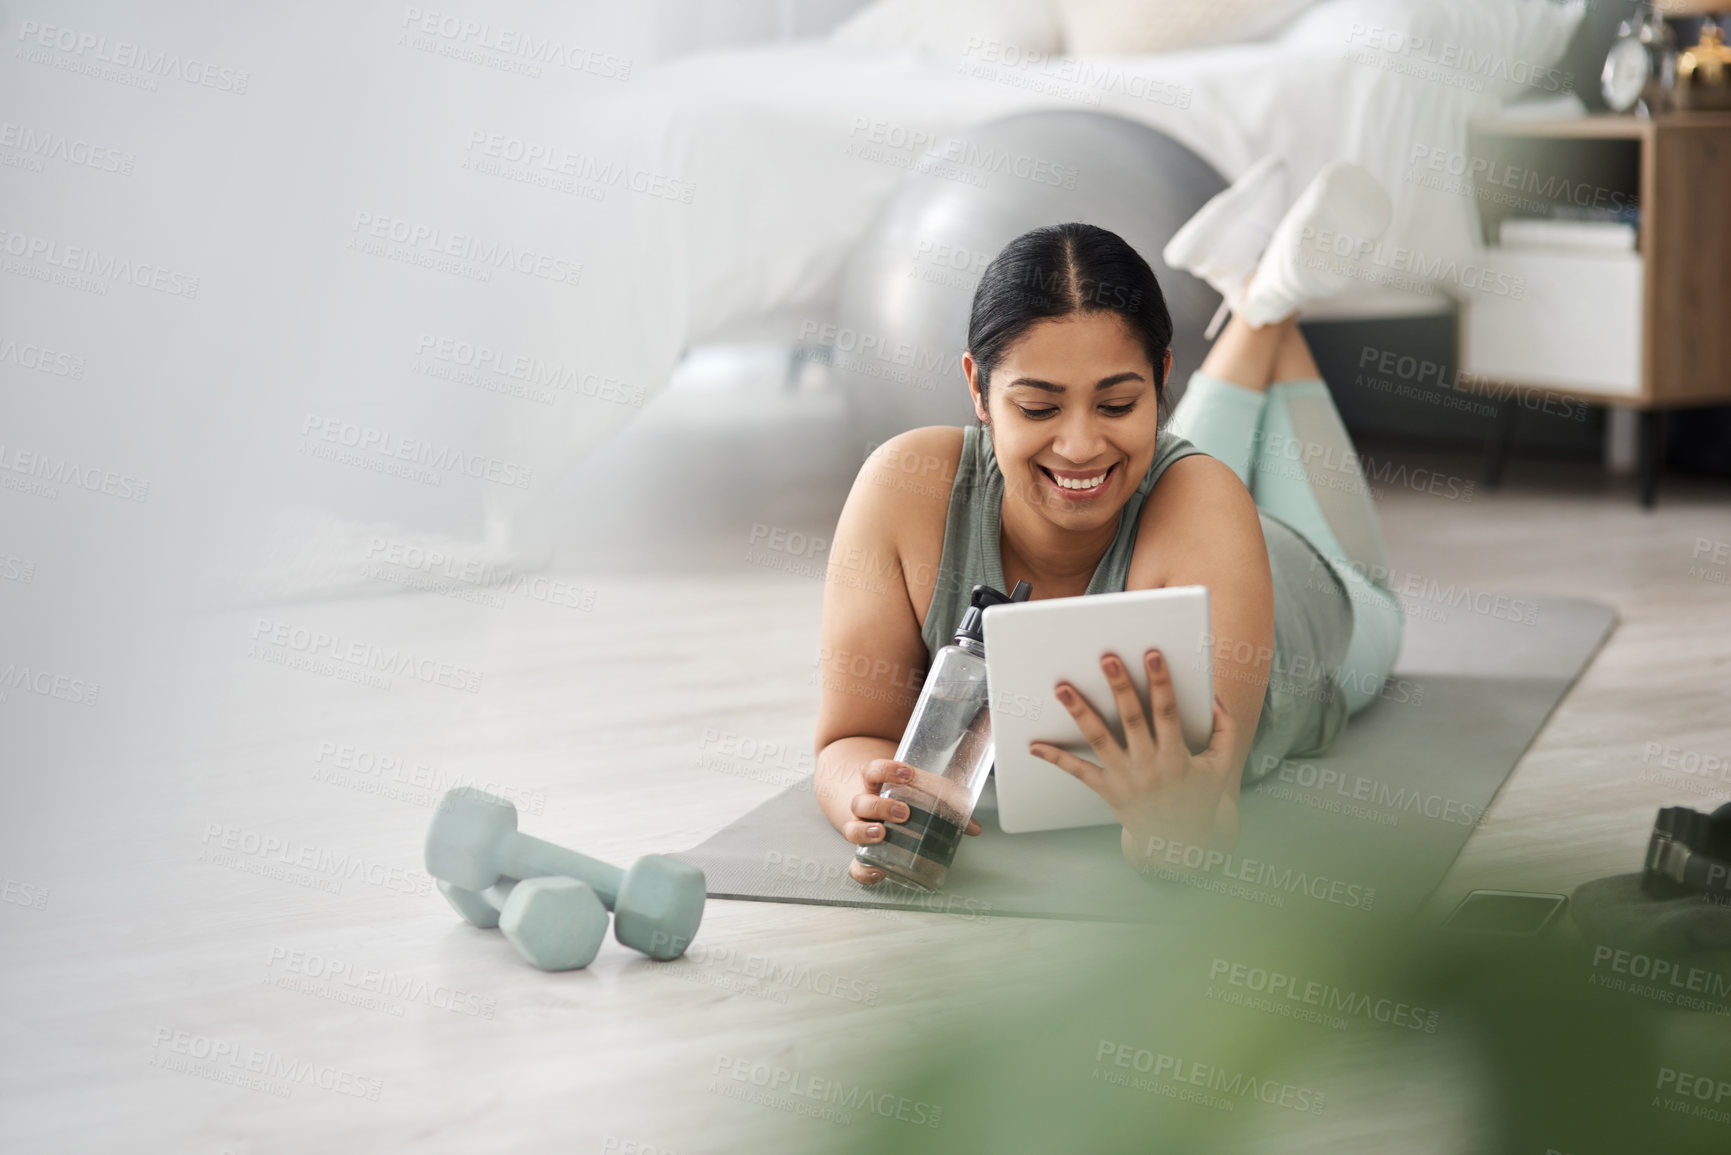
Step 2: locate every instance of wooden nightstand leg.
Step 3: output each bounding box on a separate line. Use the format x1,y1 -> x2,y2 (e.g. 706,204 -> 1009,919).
1483,398 -> 1518,490
1637,409 -> 1663,510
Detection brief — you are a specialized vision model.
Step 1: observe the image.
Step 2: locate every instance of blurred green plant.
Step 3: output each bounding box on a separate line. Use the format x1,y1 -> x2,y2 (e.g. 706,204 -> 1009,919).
827,892 -> 1730,1155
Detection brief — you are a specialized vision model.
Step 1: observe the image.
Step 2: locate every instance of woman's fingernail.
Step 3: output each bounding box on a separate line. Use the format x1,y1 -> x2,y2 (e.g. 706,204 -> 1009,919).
1056,686 -> 1073,704
891,803 -> 909,821
895,765 -> 912,781
1150,650 -> 1164,672
867,824 -> 883,838
1104,655 -> 1122,675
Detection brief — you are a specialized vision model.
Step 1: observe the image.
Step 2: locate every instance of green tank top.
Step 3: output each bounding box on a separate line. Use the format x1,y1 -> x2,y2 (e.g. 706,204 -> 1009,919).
919,422 -> 1206,658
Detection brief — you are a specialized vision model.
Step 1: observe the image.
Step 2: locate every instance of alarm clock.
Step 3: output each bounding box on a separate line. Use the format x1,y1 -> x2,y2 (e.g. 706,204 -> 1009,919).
1602,2 -> 1675,115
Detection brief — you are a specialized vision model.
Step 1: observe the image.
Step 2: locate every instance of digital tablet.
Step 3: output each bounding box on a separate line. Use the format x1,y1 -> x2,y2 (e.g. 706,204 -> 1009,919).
982,585 -> 1213,834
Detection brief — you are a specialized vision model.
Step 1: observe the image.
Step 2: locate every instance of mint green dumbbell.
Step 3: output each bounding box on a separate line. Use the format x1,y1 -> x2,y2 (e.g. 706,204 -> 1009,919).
426,787 -> 706,961
437,876 -> 609,971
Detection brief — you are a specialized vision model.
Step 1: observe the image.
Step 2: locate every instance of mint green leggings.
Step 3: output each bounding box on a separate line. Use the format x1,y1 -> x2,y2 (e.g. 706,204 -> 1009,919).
1167,371 -> 1404,719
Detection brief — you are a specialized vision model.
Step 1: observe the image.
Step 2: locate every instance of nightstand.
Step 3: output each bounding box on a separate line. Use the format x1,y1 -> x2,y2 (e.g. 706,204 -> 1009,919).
1459,113 -> 1731,507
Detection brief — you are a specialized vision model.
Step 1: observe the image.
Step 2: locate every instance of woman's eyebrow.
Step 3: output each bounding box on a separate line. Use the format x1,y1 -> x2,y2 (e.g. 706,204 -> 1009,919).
1006,372 -> 1145,394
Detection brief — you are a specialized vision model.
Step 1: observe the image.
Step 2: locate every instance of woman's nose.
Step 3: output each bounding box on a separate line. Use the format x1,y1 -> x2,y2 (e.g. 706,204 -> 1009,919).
1049,413 -> 1107,463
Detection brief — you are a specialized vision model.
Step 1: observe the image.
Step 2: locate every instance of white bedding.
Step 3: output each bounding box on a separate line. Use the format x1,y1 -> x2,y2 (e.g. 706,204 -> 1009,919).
4,1 -> 1581,566
475,10 -> 1581,528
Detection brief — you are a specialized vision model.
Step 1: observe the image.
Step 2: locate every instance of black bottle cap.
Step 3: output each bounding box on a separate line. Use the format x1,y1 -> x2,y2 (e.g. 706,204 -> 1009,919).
954,580 -> 1033,646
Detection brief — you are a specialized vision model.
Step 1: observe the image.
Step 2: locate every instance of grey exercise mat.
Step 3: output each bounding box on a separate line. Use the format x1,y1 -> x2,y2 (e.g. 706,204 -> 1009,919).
674,592 -> 1616,923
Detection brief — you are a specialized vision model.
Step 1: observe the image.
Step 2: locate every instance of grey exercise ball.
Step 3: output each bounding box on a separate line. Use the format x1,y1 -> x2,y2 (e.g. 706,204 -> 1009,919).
832,110 -> 1228,440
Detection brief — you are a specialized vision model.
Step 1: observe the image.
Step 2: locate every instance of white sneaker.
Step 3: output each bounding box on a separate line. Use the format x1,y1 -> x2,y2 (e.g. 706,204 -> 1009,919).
1238,161 -> 1392,329
1162,154 -> 1288,333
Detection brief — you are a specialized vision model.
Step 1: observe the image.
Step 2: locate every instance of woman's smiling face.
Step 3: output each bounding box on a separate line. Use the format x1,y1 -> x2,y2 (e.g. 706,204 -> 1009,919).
965,311 -> 1170,531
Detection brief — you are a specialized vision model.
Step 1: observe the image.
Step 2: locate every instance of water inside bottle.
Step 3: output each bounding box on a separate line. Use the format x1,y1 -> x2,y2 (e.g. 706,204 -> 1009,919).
856,686 -> 994,891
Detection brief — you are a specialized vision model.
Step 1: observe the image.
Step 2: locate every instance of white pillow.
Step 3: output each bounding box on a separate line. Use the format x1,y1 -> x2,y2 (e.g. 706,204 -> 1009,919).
1057,0 -> 1319,56
830,0 -> 1064,60
1280,0 -> 1587,103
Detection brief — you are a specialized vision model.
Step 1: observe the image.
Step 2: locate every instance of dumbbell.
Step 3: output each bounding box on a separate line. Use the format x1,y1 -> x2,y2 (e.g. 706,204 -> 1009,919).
427,787 -> 706,961
438,876 -> 609,971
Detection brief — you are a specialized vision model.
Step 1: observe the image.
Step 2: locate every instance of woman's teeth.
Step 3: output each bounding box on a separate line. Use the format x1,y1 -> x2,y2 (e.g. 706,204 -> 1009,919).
1047,467 -> 1110,490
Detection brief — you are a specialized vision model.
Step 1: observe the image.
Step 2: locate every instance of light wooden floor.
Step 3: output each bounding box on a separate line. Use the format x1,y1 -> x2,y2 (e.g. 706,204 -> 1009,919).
2,369 -> 1728,1154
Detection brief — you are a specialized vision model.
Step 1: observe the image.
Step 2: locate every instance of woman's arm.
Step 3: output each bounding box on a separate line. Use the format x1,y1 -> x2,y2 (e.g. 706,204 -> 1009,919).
1028,452 -> 1273,868
811,428 -> 978,882
1131,452 -> 1275,791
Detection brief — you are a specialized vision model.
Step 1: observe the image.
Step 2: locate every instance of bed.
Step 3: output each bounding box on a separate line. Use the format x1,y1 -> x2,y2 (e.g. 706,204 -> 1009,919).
185,0 -> 1587,570
444,0 -> 1588,534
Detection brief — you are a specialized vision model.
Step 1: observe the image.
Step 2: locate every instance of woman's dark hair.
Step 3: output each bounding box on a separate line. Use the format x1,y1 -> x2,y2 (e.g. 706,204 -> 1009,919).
966,222 -> 1173,421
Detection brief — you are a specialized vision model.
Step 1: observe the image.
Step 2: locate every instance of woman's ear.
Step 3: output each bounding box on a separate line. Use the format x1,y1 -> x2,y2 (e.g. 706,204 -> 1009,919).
963,352 -> 990,424
1161,347 -> 1173,391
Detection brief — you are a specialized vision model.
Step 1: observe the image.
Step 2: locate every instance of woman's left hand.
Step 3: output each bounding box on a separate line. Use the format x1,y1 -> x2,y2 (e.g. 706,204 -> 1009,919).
1030,648 -> 1241,868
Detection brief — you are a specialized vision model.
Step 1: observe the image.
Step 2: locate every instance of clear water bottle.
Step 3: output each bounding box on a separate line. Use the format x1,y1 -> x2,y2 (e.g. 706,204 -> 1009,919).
856,580 -> 1032,890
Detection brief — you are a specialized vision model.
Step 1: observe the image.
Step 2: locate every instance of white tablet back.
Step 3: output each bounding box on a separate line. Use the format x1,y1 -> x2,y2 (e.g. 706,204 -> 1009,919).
982,586 -> 1213,833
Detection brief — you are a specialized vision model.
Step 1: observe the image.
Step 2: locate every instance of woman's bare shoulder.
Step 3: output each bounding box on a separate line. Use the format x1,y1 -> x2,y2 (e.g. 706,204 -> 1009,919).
845,426 -> 966,627
1129,452 -> 1267,586
858,426 -> 966,495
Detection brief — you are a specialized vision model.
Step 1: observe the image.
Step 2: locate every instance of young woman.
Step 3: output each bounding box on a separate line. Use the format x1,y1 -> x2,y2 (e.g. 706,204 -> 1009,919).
812,160 -> 1406,885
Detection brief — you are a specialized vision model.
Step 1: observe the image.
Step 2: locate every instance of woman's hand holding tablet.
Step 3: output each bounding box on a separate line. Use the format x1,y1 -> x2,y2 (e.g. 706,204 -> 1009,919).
1030,647 -> 1241,869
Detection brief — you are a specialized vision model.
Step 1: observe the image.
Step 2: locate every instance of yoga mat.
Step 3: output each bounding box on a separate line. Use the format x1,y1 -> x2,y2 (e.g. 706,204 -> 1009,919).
674,592 -> 1616,924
